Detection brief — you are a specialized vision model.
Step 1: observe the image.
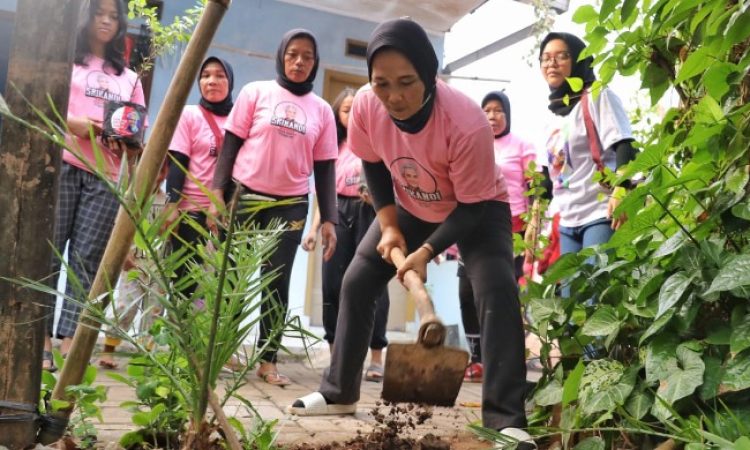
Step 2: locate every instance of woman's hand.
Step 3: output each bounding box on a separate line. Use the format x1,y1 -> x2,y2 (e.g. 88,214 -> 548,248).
301,228 -> 318,252
608,187 -> 628,230
206,190 -> 226,236
68,117 -> 102,139
396,246 -> 432,283
376,225 -> 406,265
319,221 -> 337,261
358,187 -> 373,206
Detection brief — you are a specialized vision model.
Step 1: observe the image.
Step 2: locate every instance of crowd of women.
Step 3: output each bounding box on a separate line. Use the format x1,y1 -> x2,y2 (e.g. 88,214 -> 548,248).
44,0 -> 636,443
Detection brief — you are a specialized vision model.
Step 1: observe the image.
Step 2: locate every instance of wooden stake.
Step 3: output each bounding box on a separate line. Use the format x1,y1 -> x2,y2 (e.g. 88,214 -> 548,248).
0,1 -> 81,448
37,0 -> 232,444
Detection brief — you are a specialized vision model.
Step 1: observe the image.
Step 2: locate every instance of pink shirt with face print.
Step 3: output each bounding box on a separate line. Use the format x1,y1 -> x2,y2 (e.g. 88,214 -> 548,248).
63,55 -> 145,180
349,80 -> 508,223
169,105 -> 227,211
335,140 -> 363,197
223,80 -> 338,196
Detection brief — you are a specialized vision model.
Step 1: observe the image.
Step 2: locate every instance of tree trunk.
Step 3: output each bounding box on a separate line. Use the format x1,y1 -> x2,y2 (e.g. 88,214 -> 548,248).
0,1 -> 81,448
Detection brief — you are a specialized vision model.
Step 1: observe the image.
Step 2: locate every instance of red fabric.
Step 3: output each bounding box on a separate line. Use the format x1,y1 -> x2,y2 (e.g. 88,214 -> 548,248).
511,215 -> 526,234
537,213 -> 560,275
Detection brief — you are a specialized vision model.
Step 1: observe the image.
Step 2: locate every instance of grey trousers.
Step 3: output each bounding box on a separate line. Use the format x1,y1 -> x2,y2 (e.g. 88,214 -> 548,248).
319,201 -> 528,430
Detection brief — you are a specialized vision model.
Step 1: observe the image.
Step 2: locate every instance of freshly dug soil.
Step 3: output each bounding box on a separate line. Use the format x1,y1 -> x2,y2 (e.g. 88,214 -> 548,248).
288,401 -> 459,450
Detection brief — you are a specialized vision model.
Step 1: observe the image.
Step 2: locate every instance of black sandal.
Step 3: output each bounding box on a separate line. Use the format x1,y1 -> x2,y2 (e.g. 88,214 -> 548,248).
42,351 -> 57,373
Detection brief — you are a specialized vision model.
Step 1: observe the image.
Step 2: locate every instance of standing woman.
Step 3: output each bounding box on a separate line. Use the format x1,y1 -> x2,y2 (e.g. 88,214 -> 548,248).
44,0 -> 145,371
532,32 -> 635,265
301,88 -> 390,382
290,19 -> 532,444
460,91 -> 537,382
164,56 -> 234,297
210,29 -> 338,386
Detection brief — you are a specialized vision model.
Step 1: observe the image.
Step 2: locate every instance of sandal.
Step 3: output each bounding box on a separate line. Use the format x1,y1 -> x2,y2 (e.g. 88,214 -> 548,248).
364,364 -> 384,382
98,358 -> 119,370
42,351 -> 57,373
257,369 -> 291,387
287,392 -> 357,416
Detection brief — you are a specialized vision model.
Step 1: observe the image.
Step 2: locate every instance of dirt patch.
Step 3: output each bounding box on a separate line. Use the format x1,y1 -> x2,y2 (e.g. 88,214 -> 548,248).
287,401 -> 489,450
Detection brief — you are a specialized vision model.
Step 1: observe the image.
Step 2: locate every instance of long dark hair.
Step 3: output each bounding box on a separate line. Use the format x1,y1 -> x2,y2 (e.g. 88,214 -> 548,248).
331,87 -> 356,145
74,0 -> 128,75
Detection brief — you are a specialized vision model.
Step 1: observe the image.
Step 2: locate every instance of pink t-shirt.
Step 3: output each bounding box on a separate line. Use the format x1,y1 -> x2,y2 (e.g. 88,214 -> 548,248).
223,80 -> 338,196
63,55 -> 145,180
494,133 -> 536,217
349,80 -> 508,223
169,105 -> 226,211
335,141 -> 363,197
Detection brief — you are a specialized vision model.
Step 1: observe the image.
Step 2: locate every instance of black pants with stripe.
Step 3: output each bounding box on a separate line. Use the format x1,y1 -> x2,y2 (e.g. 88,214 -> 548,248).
319,201 -> 527,430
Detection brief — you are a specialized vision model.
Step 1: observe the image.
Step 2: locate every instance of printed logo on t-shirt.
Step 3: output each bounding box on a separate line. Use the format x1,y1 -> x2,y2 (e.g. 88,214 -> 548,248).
546,126 -> 573,189
391,157 -> 442,202
270,101 -> 307,137
345,174 -> 360,186
85,71 -> 122,105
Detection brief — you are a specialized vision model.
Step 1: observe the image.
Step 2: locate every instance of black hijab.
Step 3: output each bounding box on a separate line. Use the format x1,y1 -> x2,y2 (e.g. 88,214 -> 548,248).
366,19 -> 438,134
540,32 -> 596,116
481,91 -> 511,138
275,29 -> 319,96
198,56 -> 234,116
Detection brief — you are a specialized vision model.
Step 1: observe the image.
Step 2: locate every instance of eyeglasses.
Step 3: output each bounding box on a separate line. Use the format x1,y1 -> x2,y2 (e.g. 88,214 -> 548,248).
539,51 -> 571,66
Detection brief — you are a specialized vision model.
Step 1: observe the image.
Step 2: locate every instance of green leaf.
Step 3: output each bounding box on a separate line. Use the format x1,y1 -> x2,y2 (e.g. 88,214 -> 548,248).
529,296 -> 566,324
721,350 -> 750,393
694,95 -> 725,124
581,306 -> 621,337
705,255 -> 750,295
132,411 -> 152,427
645,335 -> 680,383
730,315 -> 750,355
700,354 -> 724,400
625,387 -> 654,420
675,47 -> 712,83
704,62 -> 736,100
566,77 -> 584,92
731,201 -> 750,220
562,359 -> 585,407
735,436 -> 750,450
653,231 -> 685,258
706,325 -> 732,345
575,436 -> 605,450
640,308 -> 675,344
657,272 -> 692,319
119,431 -> 145,447
723,9 -> 750,54
620,0 -> 639,23
652,344 -> 705,419
50,399 -> 71,411
579,360 -> 633,416
572,4 -> 598,23
599,0 -> 619,22
155,386 -> 170,398
534,379 -> 563,406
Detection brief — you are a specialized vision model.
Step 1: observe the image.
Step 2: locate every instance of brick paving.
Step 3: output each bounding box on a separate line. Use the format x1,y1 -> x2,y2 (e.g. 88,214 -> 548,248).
92,331 -> 541,447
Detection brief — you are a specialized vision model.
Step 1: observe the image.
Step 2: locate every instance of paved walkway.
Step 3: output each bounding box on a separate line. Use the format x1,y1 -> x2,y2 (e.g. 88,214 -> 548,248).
93,330 -> 541,447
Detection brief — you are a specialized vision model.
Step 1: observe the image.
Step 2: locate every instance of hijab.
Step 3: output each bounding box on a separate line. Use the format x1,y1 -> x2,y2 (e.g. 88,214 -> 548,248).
366,18 -> 438,134
540,32 -> 596,116
275,28 -> 319,96
481,91 -> 511,138
198,56 -> 234,116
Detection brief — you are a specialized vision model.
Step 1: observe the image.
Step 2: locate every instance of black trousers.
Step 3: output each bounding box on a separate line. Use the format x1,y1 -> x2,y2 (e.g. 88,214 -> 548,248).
170,211 -> 208,299
319,201 -> 527,430
230,185 -> 308,364
322,196 -> 389,349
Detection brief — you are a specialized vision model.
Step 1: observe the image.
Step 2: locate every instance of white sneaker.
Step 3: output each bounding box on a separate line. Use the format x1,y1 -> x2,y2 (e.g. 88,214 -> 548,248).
499,427 -> 537,449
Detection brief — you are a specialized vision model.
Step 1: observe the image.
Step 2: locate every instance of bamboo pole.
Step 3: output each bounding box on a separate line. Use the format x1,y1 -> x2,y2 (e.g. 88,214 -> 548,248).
37,0 -> 232,444
0,1 -> 82,448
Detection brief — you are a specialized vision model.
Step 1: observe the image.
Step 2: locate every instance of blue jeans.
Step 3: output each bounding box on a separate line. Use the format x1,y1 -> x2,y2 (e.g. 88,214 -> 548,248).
559,217 -> 613,359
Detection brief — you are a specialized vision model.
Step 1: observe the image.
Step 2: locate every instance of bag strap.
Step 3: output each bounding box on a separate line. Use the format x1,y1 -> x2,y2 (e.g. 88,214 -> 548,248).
580,90 -> 605,176
199,106 -> 224,153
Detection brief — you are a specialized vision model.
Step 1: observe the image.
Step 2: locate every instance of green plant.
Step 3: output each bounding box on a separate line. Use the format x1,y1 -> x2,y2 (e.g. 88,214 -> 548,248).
40,352 -> 108,449
473,0 -> 750,448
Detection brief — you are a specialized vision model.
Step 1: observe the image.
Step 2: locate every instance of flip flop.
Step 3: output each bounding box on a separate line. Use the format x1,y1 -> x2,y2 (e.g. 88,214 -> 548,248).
287,392 -> 357,416
42,351 -> 57,373
98,358 -> 119,370
364,363 -> 384,382
257,370 -> 291,387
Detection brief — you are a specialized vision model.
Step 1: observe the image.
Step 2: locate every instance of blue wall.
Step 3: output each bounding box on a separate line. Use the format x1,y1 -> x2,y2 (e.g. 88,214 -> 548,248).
0,0 -> 15,11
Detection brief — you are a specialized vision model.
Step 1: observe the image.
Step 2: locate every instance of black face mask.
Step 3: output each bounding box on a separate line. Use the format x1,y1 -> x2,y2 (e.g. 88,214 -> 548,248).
198,56 -> 234,116
275,29 -> 319,96
366,19 -> 438,134
481,91 -> 511,138
540,32 -> 596,116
